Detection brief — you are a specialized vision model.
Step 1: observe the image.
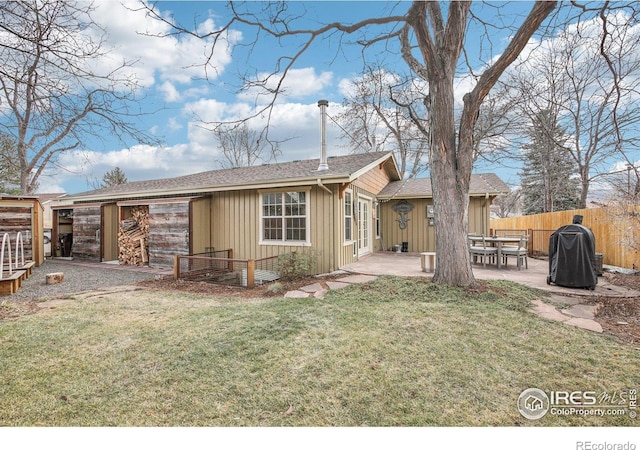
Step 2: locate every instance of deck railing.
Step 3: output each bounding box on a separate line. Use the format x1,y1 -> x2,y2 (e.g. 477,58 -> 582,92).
1,233 -> 13,279
15,232 -> 24,268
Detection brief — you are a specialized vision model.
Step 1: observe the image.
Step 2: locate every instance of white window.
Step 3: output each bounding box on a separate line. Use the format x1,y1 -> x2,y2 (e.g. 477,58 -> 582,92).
261,191 -> 308,244
344,191 -> 353,242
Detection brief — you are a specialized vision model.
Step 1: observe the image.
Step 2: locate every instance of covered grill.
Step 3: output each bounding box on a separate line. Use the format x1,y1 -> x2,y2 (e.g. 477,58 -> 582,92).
546,215 -> 598,290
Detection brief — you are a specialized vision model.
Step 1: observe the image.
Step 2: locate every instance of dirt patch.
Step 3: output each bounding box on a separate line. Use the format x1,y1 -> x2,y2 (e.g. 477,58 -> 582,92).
0,299 -> 40,321
136,275 -> 338,299
588,272 -> 640,346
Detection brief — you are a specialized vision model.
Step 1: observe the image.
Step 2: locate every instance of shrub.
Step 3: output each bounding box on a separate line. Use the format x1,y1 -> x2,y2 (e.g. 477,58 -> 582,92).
266,282 -> 284,294
278,251 -> 318,281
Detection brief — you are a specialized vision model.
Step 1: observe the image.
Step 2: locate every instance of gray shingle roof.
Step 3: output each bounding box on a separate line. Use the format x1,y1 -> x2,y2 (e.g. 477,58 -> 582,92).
378,173 -> 510,198
67,151 -> 398,201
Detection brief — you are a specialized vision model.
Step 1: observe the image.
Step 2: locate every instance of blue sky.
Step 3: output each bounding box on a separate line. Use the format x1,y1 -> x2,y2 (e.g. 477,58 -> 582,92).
35,1 -> 512,193
37,1 -> 636,195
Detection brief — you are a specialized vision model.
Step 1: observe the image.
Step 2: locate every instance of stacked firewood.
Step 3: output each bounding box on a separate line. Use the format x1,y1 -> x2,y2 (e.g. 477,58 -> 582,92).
118,206 -> 149,265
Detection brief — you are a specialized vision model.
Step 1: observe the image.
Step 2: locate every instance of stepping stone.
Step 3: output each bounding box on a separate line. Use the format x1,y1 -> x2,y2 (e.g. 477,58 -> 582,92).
530,300 -> 569,323
565,318 -> 603,333
549,294 -> 583,306
338,275 -> 377,284
561,304 -> 599,320
300,283 -> 323,293
325,281 -> 351,290
284,290 -> 310,298
313,289 -> 328,299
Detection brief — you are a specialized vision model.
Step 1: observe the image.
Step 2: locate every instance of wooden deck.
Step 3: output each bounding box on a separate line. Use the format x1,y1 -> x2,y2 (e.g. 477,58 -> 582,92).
0,261 -> 36,296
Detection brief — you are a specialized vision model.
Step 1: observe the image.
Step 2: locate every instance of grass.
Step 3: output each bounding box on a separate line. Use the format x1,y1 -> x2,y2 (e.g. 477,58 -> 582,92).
0,277 -> 638,426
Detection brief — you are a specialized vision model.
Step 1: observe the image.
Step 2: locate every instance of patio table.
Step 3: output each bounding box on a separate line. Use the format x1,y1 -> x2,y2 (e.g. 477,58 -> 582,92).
468,236 -> 524,269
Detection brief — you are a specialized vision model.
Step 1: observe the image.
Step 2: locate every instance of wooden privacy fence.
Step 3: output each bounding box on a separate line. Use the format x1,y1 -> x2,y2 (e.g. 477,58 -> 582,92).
491,207 -> 640,270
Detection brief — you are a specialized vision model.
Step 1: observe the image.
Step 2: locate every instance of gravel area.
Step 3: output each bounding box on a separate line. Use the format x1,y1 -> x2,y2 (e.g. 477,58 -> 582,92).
9,259 -> 169,301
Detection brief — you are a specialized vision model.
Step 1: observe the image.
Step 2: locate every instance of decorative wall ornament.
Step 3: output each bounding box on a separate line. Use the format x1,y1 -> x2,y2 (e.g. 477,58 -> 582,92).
392,200 -> 414,230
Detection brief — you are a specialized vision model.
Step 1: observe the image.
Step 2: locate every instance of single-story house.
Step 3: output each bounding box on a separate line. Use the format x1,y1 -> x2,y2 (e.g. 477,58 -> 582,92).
50,151 -> 509,275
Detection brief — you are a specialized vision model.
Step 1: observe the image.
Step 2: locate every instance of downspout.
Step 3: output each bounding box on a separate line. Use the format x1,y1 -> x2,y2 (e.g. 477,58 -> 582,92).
484,192 -> 490,235
316,179 -> 333,195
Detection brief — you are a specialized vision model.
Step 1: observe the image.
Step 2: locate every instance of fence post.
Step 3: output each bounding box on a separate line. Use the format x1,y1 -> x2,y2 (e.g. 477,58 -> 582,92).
247,259 -> 255,289
227,248 -> 233,273
173,255 -> 180,280
528,228 -> 533,257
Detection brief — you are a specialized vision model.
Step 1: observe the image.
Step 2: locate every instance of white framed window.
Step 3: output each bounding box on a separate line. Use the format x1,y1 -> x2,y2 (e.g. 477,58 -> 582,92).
344,190 -> 353,243
260,190 -> 310,245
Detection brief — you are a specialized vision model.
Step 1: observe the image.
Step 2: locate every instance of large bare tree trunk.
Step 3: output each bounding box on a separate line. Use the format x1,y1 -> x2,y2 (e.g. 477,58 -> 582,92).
429,78 -> 475,286
405,1 -> 556,287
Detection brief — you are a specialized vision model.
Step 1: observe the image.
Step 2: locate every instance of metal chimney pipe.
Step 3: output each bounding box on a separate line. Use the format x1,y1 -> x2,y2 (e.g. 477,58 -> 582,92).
317,99 -> 329,171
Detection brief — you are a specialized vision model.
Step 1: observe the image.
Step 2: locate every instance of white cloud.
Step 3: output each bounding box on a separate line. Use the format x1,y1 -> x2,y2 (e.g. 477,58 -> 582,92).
238,67 -> 333,103
46,143 -> 210,193
39,99 -> 348,193
159,81 -> 181,102
183,99 -> 346,160
167,117 -> 183,132
87,1 -> 241,93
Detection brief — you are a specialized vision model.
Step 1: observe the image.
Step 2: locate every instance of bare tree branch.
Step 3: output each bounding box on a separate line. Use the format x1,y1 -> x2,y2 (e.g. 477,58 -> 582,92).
0,0 -> 159,194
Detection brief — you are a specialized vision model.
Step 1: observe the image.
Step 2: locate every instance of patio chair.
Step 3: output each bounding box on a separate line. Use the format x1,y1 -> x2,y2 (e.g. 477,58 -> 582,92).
501,235 -> 529,270
468,234 -> 498,267
502,233 -> 525,249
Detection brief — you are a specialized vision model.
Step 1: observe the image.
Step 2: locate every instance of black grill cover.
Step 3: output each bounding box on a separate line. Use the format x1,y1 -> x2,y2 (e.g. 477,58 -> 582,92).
548,224 -> 597,289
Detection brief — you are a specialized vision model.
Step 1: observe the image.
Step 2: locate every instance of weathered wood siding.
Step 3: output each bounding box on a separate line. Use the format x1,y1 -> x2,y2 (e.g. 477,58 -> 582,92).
148,202 -> 190,268
380,196 -> 490,253
0,206 -> 34,261
491,207 -> 640,269
72,206 -> 101,261
0,198 -> 44,265
210,185 -> 336,274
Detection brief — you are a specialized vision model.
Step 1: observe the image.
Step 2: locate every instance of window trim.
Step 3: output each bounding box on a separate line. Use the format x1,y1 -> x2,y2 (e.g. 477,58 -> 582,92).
343,189 -> 354,245
259,188 -> 311,246
357,193 -> 373,256
375,200 -> 381,239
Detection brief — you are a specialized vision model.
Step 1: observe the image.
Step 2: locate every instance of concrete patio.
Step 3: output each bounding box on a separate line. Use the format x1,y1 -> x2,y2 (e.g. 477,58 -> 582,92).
340,251 -> 636,299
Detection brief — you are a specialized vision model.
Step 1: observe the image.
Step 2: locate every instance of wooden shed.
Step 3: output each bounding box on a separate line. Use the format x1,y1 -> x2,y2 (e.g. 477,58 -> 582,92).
51,196 -> 212,267
0,195 -> 45,266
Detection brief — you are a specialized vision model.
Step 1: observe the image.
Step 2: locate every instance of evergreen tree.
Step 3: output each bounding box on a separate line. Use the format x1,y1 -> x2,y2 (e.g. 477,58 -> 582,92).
102,167 -> 128,187
519,109 -> 580,215
0,133 -> 21,195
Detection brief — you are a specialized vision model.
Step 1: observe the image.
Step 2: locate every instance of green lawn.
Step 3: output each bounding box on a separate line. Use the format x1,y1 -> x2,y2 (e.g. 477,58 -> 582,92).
0,277 -> 637,426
